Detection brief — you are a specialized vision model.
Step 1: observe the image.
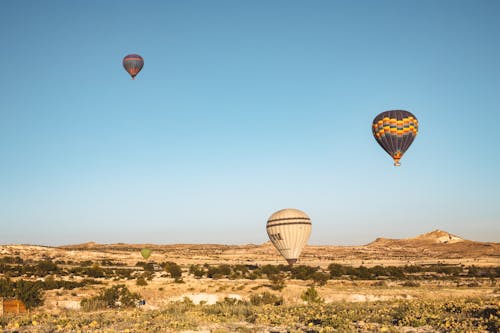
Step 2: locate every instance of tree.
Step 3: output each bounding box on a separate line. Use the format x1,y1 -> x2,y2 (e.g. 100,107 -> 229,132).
36,260 -> 59,276
312,272 -> 329,286
15,279 -> 44,309
290,265 -> 318,280
269,273 -> 286,291
189,264 -> 205,278
328,263 -> 346,278
162,262 -> 183,282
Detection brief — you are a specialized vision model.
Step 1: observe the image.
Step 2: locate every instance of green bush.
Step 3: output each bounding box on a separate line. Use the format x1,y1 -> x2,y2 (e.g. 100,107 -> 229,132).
250,292 -> 283,306
79,260 -> 93,267
80,285 -> 141,310
301,286 -> 324,304
268,273 -> 286,291
0,256 -> 23,264
207,264 -> 231,279
36,260 -> 59,276
312,272 -> 330,286
258,264 -> 281,278
16,279 -> 44,309
162,261 -> 183,282
41,275 -> 94,290
70,264 -> 106,278
189,264 -> 205,278
328,263 -> 347,278
291,265 -> 319,280
0,278 -> 44,309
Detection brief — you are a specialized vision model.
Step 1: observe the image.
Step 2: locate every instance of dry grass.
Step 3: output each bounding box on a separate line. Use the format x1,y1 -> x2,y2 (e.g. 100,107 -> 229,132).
0,231 -> 498,332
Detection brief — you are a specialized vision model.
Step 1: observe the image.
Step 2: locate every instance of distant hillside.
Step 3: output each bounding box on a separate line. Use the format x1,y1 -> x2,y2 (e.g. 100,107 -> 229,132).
368,230 -> 466,246
53,230 -> 500,265
361,230 -> 499,260
58,242 -> 258,252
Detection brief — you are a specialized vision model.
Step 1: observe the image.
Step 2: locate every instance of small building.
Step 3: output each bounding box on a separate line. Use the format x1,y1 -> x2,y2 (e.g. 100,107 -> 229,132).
0,298 -> 27,316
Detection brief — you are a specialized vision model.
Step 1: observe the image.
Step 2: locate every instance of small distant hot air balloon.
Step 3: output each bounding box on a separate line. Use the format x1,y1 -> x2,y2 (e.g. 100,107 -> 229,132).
123,54 -> 144,79
140,248 -> 152,260
266,208 -> 312,265
372,110 -> 419,166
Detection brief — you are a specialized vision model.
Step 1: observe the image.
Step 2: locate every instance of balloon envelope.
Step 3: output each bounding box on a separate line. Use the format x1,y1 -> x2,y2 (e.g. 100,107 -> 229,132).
266,208 -> 312,265
123,54 -> 144,79
140,248 -> 152,260
372,110 -> 419,166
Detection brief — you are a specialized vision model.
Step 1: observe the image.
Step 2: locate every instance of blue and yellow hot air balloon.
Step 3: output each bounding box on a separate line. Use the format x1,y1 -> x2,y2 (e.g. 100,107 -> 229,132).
123,54 -> 144,79
372,110 -> 419,166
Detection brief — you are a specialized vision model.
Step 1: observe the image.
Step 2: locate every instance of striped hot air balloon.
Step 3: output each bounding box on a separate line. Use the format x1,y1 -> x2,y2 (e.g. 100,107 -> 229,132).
266,208 -> 312,265
372,110 -> 419,166
123,54 -> 144,79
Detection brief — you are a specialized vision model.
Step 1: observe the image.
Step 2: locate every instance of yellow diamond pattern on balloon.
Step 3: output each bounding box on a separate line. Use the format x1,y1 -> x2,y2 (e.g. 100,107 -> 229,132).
373,116 -> 418,138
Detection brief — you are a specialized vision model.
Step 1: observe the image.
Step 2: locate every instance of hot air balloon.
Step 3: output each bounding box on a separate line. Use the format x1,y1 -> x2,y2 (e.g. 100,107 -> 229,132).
372,110 -> 419,166
266,208 -> 312,265
123,54 -> 144,79
140,248 -> 152,260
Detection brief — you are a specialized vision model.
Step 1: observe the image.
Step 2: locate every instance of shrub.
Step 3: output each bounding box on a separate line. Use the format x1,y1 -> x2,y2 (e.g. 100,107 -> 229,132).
301,286 -> 324,304
136,276 -> 148,286
207,264 -> 231,279
0,256 -> 23,264
0,278 -> 15,297
114,268 -> 133,279
250,292 -> 283,306
258,264 -> 281,277
291,265 -> 319,280
0,278 -> 44,309
80,297 -> 108,311
36,260 -> 59,276
202,298 -> 254,322
41,275 -> 91,290
189,264 -> 205,278
80,285 -> 141,310
385,266 -> 405,279
268,273 -> 286,291
80,260 -> 93,267
72,264 -> 106,278
233,265 -> 250,276
143,262 -> 156,272
328,263 -> 346,278
312,272 -> 329,286
162,262 -> 183,282
350,266 -> 373,279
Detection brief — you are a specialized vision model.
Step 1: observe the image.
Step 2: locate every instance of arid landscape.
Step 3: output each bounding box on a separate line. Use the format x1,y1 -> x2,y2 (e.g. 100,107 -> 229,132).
3,0 -> 499,332
0,230 -> 498,332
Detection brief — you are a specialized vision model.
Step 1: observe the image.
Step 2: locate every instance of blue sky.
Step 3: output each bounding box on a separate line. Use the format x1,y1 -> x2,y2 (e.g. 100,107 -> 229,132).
1,1 -> 499,246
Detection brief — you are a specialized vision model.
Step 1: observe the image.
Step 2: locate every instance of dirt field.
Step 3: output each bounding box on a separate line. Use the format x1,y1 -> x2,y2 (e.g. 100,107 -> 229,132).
0,230 -> 498,332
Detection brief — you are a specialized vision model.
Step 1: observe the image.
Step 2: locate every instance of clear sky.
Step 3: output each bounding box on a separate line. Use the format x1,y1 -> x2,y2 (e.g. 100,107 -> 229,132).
1,1 -> 499,246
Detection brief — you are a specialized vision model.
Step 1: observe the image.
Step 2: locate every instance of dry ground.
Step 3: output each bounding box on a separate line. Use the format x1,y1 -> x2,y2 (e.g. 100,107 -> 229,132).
1,230 -> 498,332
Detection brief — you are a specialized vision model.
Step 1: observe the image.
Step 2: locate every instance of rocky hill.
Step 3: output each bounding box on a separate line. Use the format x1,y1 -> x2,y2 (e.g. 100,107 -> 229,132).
368,230 -> 465,246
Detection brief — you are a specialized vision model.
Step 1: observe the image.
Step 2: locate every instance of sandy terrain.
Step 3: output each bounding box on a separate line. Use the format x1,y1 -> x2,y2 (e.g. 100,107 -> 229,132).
0,230 -> 498,332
